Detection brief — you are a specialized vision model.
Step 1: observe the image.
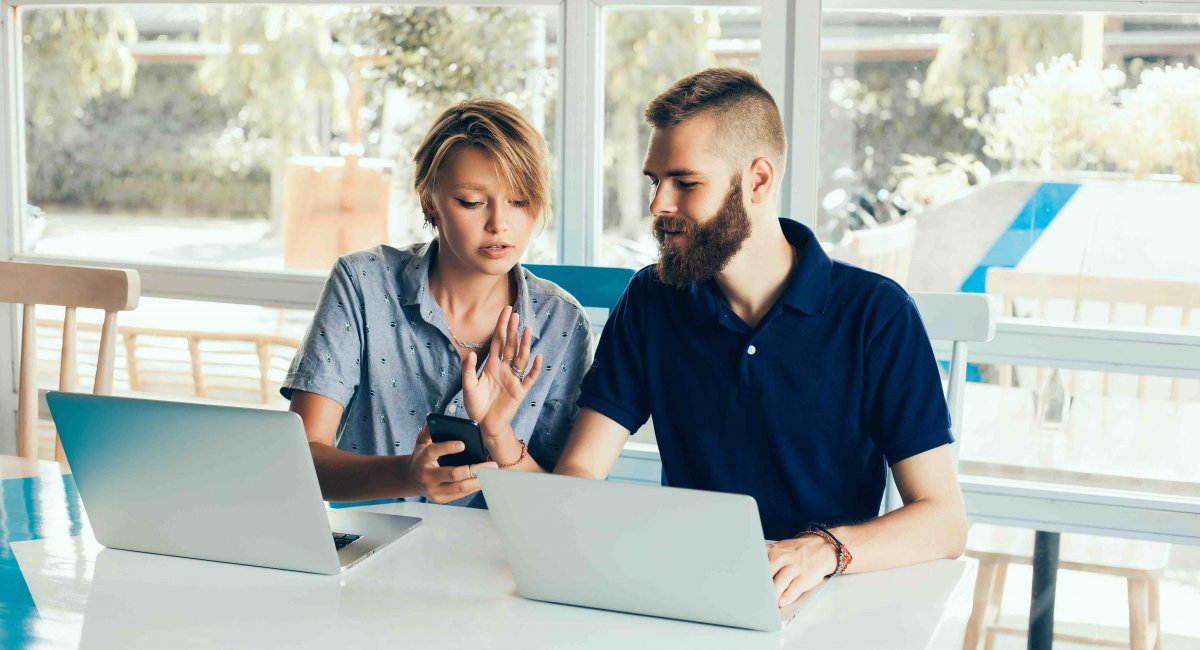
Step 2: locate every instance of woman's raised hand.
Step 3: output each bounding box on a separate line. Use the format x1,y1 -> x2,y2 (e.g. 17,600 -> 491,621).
462,306 -> 544,439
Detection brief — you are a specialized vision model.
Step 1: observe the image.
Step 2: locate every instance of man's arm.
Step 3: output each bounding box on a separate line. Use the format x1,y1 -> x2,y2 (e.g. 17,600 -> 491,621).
768,444 -> 967,606
290,391 -> 492,503
552,407 -> 630,479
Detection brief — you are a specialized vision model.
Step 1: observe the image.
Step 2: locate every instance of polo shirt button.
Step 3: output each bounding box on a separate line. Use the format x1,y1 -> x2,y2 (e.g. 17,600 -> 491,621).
447,404 -> 458,414
747,345 -> 757,355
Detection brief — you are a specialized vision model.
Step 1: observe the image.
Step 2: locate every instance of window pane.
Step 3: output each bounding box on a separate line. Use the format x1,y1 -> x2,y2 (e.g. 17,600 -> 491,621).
961,363 -> 1199,499
21,5 -> 560,270
818,12 -> 1200,337
35,298 -> 310,404
600,7 -> 761,269
33,297 -> 312,461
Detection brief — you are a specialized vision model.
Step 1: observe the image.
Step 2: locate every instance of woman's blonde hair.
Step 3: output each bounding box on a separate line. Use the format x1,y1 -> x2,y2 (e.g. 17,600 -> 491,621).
413,98 -> 550,227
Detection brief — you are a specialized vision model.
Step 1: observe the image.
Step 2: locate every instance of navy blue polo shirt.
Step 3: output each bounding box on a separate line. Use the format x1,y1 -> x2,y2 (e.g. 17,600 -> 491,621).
578,218 -> 952,541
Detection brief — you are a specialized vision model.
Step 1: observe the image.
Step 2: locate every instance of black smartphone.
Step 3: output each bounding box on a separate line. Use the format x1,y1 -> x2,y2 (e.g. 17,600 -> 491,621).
426,414 -> 488,467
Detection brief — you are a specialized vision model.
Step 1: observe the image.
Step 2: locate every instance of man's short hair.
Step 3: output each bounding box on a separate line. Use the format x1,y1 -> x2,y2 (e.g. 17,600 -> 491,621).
644,67 -> 787,177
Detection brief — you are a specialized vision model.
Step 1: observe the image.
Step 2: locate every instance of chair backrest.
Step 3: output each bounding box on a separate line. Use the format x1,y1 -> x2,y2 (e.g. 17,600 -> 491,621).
832,218 -> 918,285
986,267 -> 1199,400
523,264 -> 636,313
878,291 -> 998,512
0,261 -> 139,461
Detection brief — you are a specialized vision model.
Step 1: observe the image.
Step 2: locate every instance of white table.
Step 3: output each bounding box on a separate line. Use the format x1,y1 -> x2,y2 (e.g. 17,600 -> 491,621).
6,491 -> 975,649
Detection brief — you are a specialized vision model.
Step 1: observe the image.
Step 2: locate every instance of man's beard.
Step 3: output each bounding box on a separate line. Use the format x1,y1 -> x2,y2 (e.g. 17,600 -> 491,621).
653,178 -> 752,289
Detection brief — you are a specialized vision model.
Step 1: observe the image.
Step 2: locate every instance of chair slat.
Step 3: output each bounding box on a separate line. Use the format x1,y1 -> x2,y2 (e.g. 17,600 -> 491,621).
55,307 -> 80,462
93,311 -> 118,396
18,305 -> 39,460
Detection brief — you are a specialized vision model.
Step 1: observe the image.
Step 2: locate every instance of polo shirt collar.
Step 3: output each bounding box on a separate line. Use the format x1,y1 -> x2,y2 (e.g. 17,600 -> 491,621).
399,239 -> 540,343
686,218 -> 832,325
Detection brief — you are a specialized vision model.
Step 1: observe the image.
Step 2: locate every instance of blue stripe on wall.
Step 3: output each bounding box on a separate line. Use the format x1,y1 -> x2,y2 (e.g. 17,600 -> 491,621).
954,182 -> 1079,383
959,182 -> 1080,294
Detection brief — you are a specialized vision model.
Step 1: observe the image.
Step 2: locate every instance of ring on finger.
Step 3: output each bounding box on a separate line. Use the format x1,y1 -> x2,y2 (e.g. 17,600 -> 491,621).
510,364 -> 526,380
469,464 -> 477,479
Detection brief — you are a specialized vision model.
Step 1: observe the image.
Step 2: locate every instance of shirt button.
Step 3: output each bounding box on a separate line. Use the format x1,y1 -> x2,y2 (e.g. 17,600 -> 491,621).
447,404 -> 458,414
747,345 -> 757,355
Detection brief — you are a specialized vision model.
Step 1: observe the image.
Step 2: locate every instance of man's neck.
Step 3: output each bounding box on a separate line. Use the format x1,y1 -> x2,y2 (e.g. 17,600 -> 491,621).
714,215 -> 795,329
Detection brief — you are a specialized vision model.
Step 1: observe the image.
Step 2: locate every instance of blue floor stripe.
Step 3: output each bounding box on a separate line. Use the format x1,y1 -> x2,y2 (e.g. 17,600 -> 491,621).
1,475 -> 84,649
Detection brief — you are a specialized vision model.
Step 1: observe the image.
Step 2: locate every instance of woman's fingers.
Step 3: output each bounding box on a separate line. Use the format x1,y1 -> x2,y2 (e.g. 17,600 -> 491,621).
512,325 -> 533,371
488,306 -> 511,362
520,353 -> 544,389
504,310 -> 520,362
462,350 -> 477,389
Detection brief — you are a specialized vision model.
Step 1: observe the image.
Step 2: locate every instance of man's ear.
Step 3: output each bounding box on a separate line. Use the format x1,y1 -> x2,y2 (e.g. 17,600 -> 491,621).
747,156 -> 775,205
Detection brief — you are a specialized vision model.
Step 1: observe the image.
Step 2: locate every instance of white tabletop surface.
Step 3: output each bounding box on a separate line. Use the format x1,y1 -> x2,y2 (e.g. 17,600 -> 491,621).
10,501 -> 975,649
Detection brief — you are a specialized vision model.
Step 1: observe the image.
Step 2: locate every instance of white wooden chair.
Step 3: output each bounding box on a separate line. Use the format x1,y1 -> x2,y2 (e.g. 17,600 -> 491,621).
986,267 -> 1199,400
832,218 -> 918,285
882,292 -> 999,513
0,261 -> 139,461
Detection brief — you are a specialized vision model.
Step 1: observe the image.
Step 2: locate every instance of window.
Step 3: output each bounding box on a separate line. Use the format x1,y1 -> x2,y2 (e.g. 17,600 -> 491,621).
599,7 -> 761,269
20,5 -> 561,271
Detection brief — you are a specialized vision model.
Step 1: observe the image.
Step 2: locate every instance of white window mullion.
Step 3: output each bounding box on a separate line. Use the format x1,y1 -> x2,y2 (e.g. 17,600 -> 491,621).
1,4 -> 23,454
759,0 -> 790,212
787,0 -> 821,227
559,0 -> 603,265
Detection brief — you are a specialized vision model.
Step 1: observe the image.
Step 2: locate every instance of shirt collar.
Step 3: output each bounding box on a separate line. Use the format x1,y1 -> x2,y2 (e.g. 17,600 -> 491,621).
686,218 -> 832,325
399,239 -> 540,343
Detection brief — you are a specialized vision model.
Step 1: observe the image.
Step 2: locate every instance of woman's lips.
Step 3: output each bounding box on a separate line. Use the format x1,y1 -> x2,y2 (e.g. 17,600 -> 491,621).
479,245 -> 514,259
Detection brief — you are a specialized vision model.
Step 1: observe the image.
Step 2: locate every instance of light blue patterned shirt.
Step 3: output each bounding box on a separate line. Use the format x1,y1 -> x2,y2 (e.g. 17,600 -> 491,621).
282,239 -> 592,506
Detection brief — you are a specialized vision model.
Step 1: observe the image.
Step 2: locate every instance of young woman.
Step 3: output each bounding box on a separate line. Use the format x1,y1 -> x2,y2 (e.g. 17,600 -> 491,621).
282,99 -> 591,507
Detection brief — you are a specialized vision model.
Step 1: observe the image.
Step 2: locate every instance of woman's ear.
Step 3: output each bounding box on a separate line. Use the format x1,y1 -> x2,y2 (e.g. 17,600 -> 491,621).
421,199 -> 438,229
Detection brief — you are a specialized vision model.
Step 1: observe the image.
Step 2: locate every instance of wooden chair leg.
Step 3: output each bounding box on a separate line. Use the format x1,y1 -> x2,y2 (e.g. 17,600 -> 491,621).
1149,577 -> 1162,650
964,559 -> 999,650
1128,577 -> 1151,650
982,561 -> 1008,650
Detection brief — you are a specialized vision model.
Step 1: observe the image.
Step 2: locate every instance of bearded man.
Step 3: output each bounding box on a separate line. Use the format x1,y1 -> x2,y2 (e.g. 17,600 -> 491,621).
553,67 -> 968,608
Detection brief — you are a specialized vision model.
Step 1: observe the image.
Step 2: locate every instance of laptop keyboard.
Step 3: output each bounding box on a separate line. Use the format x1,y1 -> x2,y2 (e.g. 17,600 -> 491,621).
332,532 -> 361,550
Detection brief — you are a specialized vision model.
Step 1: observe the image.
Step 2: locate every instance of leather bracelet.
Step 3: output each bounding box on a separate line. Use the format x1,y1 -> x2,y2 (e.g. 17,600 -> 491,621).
486,439 -> 528,468
796,524 -> 853,576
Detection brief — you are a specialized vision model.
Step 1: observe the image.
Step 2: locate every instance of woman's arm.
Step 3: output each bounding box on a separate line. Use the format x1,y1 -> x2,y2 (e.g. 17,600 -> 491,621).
290,390 -> 493,503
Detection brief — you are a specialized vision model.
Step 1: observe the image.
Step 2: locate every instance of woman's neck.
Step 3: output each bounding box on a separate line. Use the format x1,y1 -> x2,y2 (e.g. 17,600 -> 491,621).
428,246 -> 512,320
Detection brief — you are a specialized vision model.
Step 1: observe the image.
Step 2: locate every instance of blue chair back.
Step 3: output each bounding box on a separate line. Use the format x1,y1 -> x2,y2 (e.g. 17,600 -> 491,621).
523,264 -> 635,312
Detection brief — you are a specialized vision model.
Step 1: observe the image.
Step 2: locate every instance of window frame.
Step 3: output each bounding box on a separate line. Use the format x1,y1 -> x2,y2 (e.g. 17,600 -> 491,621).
4,0 -> 1200,537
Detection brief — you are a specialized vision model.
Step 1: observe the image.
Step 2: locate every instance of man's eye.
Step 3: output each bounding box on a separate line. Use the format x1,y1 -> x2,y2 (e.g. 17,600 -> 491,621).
456,199 -> 483,209
677,181 -> 698,190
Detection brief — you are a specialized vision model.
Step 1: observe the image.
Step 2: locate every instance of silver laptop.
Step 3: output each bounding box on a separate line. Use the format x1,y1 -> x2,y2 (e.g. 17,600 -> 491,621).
477,469 -> 822,632
47,392 -> 421,575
